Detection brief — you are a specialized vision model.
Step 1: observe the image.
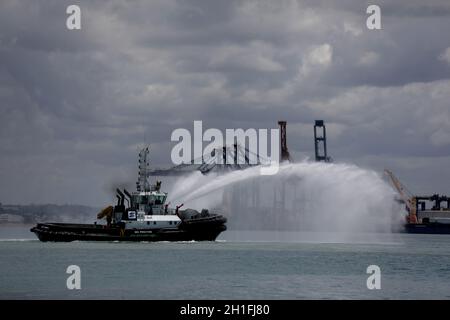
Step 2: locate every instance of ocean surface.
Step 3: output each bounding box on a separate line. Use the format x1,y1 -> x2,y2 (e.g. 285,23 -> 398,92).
1,225 -> 450,299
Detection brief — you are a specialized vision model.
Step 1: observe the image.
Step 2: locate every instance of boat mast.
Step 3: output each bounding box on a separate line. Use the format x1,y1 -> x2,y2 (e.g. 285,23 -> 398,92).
137,147 -> 150,192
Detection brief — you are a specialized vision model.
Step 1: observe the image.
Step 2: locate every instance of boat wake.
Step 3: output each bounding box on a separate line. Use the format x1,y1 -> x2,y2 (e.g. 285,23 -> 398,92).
0,239 -> 38,242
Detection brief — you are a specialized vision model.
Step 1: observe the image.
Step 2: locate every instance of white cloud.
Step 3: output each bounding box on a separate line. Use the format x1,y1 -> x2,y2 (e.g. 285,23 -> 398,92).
305,79 -> 450,150
343,22 -> 363,37
300,44 -> 333,76
308,44 -> 333,66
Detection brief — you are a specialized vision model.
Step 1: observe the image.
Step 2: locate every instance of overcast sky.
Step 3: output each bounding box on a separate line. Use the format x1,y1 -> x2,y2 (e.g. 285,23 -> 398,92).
1,0 -> 450,206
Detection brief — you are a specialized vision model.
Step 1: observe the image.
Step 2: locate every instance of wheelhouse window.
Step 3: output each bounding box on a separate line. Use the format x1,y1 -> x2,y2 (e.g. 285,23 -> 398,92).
154,195 -> 165,204
140,196 -> 148,204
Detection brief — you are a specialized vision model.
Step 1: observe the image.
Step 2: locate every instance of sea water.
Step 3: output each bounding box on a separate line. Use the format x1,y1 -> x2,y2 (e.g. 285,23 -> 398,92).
0,226 -> 450,299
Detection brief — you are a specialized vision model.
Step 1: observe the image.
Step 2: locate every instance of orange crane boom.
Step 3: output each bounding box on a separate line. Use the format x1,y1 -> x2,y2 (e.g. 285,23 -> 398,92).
384,169 -> 418,223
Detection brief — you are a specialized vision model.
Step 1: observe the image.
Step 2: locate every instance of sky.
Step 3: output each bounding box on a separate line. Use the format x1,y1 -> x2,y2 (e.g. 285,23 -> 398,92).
1,0 -> 450,206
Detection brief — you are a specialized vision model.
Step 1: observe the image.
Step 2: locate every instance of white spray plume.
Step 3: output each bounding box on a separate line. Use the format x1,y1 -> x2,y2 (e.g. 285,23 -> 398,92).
167,161 -> 404,242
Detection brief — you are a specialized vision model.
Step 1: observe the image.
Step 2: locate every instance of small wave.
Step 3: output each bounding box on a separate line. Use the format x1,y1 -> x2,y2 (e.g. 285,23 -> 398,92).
151,240 -> 199,244
0,239 -> 37,242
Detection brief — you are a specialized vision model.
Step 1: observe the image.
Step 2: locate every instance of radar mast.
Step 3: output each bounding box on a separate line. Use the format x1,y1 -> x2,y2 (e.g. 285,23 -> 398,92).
137,147 -> 150,192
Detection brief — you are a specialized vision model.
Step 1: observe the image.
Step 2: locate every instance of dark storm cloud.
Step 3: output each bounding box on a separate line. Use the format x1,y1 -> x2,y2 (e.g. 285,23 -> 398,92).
1,0 -> 449,205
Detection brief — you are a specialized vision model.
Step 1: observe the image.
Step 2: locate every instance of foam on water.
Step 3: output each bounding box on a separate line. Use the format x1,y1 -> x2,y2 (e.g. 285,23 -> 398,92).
0,239 -> 37,242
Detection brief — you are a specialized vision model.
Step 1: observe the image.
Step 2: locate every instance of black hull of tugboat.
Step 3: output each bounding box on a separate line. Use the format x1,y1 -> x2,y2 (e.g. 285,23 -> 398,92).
31,216 -> 227,242
404,223 -> 450,234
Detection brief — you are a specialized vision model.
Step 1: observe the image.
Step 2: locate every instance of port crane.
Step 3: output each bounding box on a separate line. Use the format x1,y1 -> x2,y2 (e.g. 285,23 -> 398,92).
384,169 -> 418,223
385,169 -> 450,226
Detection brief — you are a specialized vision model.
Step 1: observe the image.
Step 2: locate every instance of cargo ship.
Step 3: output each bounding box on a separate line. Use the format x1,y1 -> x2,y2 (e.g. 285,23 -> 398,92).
385,170 -> 450,234
30,147 -> 227,242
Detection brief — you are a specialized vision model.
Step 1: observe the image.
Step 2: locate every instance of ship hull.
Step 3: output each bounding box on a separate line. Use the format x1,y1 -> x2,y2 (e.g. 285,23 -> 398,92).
31,216 -> 227,242
404,223 -> 450,234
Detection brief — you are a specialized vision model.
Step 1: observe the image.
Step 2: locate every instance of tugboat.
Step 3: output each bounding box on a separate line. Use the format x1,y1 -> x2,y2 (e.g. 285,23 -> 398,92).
30,147 -> 227,242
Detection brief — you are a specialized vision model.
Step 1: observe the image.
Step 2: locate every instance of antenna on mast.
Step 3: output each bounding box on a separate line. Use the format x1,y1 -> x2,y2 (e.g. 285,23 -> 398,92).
136,146 -> 150,192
